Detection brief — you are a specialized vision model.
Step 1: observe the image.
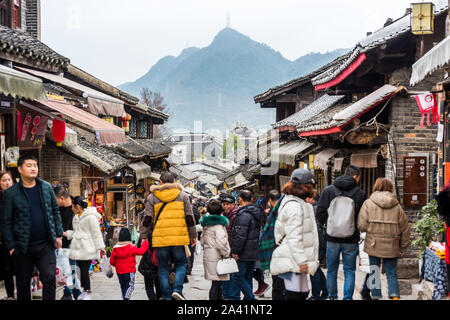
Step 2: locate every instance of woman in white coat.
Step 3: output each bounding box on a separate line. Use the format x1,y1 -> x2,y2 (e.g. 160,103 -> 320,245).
270,169 -> 319,300
65,196 -> 106,300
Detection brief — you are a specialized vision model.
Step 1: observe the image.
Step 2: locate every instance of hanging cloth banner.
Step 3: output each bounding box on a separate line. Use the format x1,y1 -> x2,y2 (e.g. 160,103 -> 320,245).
415,93 -> 439,128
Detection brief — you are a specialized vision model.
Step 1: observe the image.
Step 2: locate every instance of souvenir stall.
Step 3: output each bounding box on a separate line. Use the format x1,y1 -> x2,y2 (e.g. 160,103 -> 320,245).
106,181 -> 135,243
423,242 -> 448,300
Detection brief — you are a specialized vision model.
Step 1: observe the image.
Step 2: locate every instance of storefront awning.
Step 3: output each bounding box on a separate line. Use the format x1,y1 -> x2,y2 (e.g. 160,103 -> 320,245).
36,99 -> 127,145
128,161 -> 152,181
350,149 -> 380,168
0,64 -> 47,101
333,158 -> 345,172
410,36 -> 450,86
333,85 -> 401,122
16,66 -> 126,118
314,148 -> 340,170
271,140 -> 313,166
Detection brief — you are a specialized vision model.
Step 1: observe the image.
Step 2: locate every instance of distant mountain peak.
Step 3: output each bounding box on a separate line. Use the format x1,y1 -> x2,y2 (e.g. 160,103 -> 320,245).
118,28 -> 348,131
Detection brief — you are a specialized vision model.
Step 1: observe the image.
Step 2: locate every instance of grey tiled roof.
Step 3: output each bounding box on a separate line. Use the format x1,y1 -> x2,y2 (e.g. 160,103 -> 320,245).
254,52 -> 351,103
0,25 -> 69,67
104,136 -> 150,159
135,139 -> 172,158
297,104 -> 350,134
312,0 -> 448,87
274,94 -> 345,128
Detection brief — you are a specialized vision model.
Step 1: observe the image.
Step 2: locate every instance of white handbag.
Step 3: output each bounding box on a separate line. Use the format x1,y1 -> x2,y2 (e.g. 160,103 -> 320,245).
216,258 -> 239,275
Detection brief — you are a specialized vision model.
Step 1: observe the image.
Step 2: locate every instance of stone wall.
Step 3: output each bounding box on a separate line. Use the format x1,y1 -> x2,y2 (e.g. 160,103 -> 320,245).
40,143 -> 83,196
386,66 -> 445,294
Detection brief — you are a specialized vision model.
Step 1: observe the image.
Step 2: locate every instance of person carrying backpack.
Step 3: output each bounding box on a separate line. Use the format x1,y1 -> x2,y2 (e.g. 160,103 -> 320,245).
317,165 -> 366,300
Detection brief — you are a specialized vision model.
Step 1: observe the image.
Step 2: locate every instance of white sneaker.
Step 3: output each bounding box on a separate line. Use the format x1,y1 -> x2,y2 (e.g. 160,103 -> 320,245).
77,292 -> 92,300
83,292 -> 92,300
171,292 -> 186,300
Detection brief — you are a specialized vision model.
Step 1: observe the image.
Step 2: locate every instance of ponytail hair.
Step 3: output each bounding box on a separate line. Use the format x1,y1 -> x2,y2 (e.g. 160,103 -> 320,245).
72,196 -> 88,209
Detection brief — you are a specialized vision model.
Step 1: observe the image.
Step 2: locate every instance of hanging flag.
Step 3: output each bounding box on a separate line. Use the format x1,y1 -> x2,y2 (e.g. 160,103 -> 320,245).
415,93 -> 439,128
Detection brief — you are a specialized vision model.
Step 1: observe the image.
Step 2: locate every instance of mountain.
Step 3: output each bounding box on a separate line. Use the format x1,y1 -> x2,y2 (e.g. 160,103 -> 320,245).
118,28 -> 348,132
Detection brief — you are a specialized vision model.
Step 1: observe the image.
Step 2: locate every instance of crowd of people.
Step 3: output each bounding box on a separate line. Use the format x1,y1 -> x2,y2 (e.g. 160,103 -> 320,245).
0,155 -> 449,301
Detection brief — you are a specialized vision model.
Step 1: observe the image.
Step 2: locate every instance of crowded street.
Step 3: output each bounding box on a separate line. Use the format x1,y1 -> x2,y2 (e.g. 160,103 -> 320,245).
0,0 -> 450,308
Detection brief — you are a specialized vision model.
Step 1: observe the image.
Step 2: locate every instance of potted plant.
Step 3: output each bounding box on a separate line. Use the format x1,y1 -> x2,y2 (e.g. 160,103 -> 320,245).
412,200 -> 446,259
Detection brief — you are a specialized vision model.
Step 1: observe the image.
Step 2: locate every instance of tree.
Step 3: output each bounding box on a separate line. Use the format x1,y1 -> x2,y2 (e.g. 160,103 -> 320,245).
140,88 -> 171,139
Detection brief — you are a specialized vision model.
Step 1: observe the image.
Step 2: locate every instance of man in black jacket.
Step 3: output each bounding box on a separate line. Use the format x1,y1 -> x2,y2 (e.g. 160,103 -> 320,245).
1,155 -> 63,300
316,165 -> 366,300
230,190 -> 261,300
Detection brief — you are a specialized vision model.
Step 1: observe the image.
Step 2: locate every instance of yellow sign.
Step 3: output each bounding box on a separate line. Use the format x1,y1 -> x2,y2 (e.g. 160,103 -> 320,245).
46,93 -> 65,101
411,2 -> 434,35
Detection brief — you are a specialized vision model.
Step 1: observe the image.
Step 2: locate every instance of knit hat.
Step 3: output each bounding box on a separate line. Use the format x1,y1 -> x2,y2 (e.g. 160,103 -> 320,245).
119,228 -> 131,242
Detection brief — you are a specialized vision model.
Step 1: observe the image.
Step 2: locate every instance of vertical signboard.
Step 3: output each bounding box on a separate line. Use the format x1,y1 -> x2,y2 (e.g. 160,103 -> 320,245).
404,156 -> 428,207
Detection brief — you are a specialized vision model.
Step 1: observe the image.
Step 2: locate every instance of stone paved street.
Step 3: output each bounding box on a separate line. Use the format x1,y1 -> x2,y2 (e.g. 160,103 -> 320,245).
0,249 -> 412,300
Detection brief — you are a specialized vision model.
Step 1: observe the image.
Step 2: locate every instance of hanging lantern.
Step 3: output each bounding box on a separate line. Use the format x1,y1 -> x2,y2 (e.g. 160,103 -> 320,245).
411,2 -> 435,35
16,110 -> 22,143
52,118 -> 66,147
121,113 -> 131,132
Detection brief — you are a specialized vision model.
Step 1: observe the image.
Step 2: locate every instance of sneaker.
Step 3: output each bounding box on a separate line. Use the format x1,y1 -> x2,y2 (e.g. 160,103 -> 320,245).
253,287 -> 263,296
391,296 -> 399,300
77,292 -> 88,300
171,292 -> 186,300
60,292 -> 73,300
83,292 -> 92,300
320,292 -> 329,300
258,284 -> 271,297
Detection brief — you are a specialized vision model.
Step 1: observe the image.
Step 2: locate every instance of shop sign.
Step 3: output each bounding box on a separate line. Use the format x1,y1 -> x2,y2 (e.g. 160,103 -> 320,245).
135,184 -> 145,196
404,156 -> 428,207
135,200 -> 145,213
17,105 -> 48,148
96,194 -> 104,204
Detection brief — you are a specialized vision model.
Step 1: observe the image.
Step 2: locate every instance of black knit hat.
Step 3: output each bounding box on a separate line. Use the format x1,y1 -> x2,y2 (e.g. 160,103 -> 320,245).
119,228 -> 131,242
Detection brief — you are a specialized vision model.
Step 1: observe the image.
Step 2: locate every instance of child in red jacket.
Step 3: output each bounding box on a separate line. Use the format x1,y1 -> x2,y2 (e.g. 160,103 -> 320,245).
110,228 -> 149,300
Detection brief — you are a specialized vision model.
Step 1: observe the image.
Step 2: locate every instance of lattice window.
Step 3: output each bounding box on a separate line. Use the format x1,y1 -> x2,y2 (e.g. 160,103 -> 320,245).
129,118 -> 137,138
138,121 -> 148,139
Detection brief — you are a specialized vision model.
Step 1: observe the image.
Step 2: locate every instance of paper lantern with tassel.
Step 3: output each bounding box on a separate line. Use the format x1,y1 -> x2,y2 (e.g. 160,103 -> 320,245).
52,118 -> 66,147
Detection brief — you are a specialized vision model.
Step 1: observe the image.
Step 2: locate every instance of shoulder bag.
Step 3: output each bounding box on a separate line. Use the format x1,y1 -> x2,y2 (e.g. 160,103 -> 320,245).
216,257 -> 239,275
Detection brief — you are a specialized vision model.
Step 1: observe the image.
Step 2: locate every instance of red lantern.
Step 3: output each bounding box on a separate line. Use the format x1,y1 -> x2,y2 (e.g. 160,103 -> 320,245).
16,110 -> 22,143
121,113 -> 131,131
52,118 -> 66,147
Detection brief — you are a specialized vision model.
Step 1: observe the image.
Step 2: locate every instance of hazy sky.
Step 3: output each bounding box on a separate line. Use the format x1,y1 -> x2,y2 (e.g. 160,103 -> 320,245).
42,0 -> 417,87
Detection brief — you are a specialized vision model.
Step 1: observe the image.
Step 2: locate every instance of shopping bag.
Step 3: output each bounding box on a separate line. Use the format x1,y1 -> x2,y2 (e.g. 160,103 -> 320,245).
100,255 -> 114,278
216,258 -> 239,275
55,248 -> 72,287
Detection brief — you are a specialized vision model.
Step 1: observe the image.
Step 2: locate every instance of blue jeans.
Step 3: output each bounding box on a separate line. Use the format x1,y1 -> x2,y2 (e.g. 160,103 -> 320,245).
232,261 -> 256,300
157,246 -> 187,300
368,256 -> 399,299
310,247 -> 328,299
222,280 -> 240,300
326,241 -> 359,300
